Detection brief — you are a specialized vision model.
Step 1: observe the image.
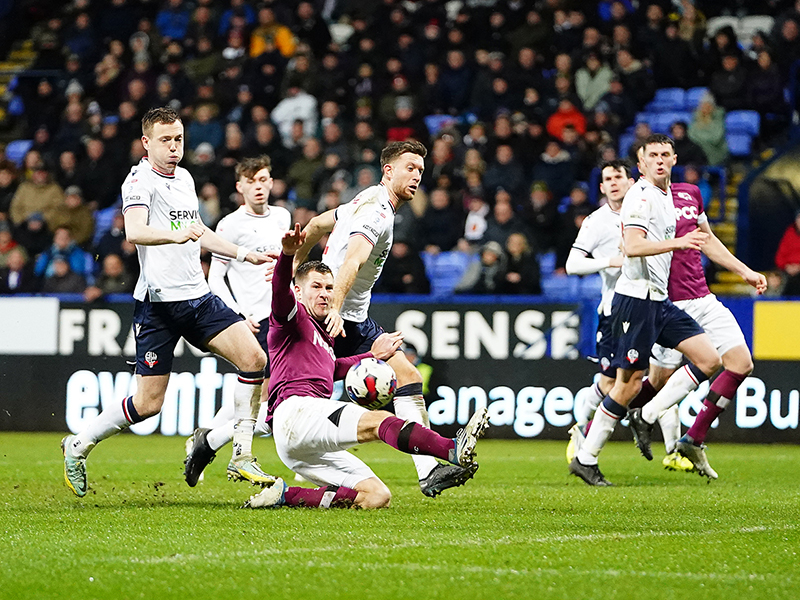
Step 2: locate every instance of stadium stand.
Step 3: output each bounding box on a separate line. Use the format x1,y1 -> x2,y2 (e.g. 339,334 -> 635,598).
0,1 -> 795,298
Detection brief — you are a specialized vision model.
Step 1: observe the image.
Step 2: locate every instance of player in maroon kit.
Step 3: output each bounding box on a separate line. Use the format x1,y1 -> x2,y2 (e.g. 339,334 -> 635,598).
244,225 -> 489,509
628,165 -> 767,478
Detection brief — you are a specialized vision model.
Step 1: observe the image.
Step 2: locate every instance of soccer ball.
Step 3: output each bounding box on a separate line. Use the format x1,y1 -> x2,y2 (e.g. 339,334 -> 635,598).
345,358 -> 398,410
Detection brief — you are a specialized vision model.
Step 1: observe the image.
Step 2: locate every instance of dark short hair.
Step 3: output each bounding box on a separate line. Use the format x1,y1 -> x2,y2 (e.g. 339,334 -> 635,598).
295,260 -> 332,284
641,133 -> 675,153
380,140 -> 427,168
236,155 -> 272,180
142,107 -> 180,136
599,159 -> 633,178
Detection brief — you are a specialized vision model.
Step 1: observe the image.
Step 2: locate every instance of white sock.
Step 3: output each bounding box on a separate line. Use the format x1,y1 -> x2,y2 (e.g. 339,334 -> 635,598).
576,400 -> 622,466
658,404 -> 681,454
232,373 -> 262,460
641,365 -> 701,424
209,401 -> 235,429
394,394 -> 438,479
207,421 -> 234,451
642,365 -> 700,425
207,403 -> 271,452
70,398 -> 132,458
576,382 -> 604,427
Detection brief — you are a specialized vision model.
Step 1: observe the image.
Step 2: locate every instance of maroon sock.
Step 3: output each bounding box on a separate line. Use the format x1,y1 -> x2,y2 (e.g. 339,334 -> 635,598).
378,416 -> 454,461
686,400 -> 724,444
283,485 -> 358,508
628,378 -> 657,410
584,419 -> 593,435
710,369 -> 747,399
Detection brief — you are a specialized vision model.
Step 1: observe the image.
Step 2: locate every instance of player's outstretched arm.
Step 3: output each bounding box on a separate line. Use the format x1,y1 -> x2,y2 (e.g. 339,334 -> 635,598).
565,248 -> 623,275
325,234 -> 373,338
698,221 -> 767,294
200,226 -> 277,265
623,227 -> 708,257
293,209 -> 336,268
270,226 -> 305,321
124,207 -> 205,246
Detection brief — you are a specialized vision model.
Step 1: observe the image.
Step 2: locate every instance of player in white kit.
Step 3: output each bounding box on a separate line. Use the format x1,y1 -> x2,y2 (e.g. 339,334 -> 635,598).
625,174 -> 766,478
294,141 -> 478,498
61,108 -> 276,497
183,156 -> 291,486
565,160 -> 628,459
565,160 -> 691,472
569,134 -> 722,486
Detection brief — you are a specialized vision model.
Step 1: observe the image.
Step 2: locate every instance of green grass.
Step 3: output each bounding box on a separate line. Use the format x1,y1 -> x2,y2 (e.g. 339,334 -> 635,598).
1,433 -> 798,600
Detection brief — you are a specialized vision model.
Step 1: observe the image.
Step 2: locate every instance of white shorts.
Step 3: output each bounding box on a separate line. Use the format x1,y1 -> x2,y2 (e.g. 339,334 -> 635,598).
650,294 -> 747,368
272,396 -> 375,489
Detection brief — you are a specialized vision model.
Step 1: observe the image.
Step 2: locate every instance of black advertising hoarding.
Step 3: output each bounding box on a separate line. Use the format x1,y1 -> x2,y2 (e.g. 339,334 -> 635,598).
0,299 -> 797,442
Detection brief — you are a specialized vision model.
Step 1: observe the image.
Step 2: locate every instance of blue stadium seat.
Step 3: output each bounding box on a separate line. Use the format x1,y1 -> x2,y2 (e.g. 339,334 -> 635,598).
685,87 -> 709,111
725,110 -> 760,136
4,139 -> 33,167
538,251 -> 556,276
653,111 -> 693,133
7,96 -> 25,117
727,132 -> 753,157
646,88 -> 686,112
579,274 -> 603,298
422,250 -> 476,297
424,114 -> 458,137
541,274 -> 579,299
618,132 -> 635,157
634,112 -> 659,129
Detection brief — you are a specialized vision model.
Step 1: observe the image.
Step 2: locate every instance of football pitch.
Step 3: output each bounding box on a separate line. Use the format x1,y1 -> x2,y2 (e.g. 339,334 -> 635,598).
1,433 -> 798,600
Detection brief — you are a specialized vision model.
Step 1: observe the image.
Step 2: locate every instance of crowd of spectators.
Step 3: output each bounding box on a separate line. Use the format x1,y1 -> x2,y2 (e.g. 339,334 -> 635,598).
1,0 -> 799,299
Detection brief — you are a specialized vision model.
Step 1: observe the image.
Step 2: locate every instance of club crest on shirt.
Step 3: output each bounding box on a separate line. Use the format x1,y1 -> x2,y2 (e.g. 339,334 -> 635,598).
145,351 -> 158,368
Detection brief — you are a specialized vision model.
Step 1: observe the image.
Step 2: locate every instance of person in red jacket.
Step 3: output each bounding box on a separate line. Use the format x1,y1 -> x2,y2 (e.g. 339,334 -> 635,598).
775,210 -> 800,296
546,98 -> 587,141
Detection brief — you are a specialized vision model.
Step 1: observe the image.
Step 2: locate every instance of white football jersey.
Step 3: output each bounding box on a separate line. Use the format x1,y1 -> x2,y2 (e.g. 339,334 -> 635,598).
122,158 -> 209,302
322,183 -> 394,322
615,177 -> 677,301
572,203 -> 622,315
212,205 -> 291,322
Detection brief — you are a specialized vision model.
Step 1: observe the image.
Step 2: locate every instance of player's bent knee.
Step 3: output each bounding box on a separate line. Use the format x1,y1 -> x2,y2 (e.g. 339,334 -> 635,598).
356,410 -> 392,443
354,477 -> 392,508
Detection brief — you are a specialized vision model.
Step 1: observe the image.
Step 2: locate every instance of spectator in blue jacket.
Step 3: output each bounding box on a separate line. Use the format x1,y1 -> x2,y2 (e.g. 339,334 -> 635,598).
34,227 -> 94,284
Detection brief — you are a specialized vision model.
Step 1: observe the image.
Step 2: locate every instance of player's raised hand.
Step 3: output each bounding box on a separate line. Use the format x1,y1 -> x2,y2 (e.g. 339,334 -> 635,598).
370,331 -> 404,360
744,269 -> 768,294
325,307 -> 344,338
677,227 -> 708,250
281,224 -> 306,255
175,222 -> 206,243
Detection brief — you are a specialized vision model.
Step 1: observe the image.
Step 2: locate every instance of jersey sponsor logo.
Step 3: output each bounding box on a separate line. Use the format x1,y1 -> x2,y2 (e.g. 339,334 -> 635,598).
374,247 -> 389,267
622,321 -> 630,333
361,224 -> 380,237
169,209 -> 200,221
626,348 -> 639,363
675,205 -> 699,221
144,351 -> 158,368
168,209 -> 201,231
312,329 -> 336,360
